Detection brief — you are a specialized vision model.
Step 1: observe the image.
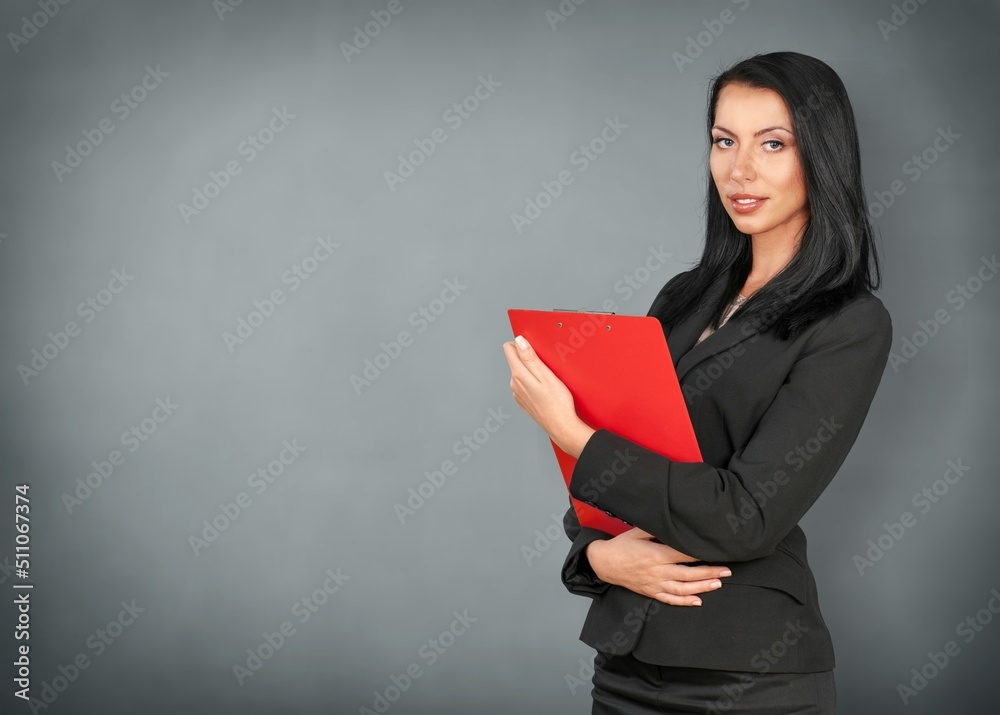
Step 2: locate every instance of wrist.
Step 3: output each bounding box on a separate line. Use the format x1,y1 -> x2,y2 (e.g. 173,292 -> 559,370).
554,421 -> 596,459
585,540 -> 607,579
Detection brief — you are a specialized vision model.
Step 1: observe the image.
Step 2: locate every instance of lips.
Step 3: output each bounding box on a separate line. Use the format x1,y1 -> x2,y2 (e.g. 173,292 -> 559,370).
729,194 -> 767,214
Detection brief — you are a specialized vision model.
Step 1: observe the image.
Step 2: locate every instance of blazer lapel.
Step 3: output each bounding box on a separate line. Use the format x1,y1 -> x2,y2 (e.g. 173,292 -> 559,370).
651,271 -> 765,384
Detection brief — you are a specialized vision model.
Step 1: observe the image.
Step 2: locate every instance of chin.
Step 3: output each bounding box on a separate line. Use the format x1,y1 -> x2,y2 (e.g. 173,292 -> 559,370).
729,215 -> 766,234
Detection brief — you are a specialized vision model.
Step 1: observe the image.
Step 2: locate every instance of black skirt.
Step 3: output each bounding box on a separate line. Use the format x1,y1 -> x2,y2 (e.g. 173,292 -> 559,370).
591,651 -> 836,715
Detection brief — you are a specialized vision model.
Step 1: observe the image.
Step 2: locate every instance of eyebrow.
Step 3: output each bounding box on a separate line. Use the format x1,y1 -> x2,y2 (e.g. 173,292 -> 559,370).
712,125 -> 794,137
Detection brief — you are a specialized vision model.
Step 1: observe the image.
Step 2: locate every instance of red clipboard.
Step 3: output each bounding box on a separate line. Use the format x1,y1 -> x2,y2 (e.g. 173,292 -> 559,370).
508,308 -> 702,536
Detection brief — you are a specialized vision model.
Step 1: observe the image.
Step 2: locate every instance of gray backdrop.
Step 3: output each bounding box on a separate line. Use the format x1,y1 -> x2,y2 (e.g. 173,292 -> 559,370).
1,1 -> 998,713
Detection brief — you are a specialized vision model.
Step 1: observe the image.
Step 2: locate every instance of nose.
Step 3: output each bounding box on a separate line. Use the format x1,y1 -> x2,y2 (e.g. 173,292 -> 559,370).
730,145 -> 756,183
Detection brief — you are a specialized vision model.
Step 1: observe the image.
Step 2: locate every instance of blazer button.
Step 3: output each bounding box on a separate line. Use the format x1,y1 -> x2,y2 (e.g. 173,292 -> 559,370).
603,509 -> 616,517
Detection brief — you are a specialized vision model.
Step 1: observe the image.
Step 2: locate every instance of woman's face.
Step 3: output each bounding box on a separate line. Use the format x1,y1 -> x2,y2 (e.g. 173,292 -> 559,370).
709,83 -> 810,245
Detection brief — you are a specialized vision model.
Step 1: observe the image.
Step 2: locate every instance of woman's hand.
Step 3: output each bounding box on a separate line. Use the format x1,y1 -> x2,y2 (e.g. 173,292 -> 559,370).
503,335 -> 595,458
586,528 -> 732,606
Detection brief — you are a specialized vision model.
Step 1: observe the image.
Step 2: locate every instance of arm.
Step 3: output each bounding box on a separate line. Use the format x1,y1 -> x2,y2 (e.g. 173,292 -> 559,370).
568,297 -> 893,563
560,500 -> 615,597
560,498 -> 733,605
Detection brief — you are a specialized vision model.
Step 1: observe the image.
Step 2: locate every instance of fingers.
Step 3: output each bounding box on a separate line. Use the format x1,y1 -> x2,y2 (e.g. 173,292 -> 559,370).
503,344 -> 535,396
651,577 -> 726,606
661,577 -> 724,595
512,335 -> 538,364
501,342 -> 527,376
624,531 -> 697,565
652,543 -> 699,563
504,342 -> 536,407
663,564 -> 732,581
505,336 -> 549,382
652,592 -> 706,607
594,530 -> 733,607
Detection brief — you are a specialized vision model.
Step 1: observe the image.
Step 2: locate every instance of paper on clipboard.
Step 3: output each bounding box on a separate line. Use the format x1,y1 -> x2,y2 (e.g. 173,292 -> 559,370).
508,308 -> 702,536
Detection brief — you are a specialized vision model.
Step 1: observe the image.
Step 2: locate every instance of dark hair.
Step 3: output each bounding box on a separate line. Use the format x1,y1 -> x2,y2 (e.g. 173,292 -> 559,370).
652,51 -> 882,340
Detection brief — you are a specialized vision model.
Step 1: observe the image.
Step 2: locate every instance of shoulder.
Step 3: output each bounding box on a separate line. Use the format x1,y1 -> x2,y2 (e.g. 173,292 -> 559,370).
802,290 -> 893,357
829,290 -> 891,333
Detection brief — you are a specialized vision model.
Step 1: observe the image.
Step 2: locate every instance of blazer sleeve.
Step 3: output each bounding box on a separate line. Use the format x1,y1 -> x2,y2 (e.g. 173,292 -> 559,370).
559,499 -> 615,597
558,268 -> 694,597
567,297 -> 893,563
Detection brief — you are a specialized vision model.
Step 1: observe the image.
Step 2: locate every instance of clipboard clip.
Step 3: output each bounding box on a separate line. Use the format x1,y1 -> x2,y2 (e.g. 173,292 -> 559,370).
552,308 -> 616,314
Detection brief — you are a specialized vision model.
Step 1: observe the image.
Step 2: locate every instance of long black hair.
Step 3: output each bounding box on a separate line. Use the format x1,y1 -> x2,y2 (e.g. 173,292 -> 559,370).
653,51 -> 882,341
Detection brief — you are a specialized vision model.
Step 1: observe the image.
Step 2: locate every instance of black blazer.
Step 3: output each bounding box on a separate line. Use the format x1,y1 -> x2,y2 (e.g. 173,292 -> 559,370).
560,269 -> 893,673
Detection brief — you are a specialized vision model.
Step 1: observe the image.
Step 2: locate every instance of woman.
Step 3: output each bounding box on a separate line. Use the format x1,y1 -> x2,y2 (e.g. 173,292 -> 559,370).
503,51 -> 892,713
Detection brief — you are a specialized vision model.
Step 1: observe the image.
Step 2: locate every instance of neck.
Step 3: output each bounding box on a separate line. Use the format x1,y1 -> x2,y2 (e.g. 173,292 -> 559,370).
744,220 -> 806,291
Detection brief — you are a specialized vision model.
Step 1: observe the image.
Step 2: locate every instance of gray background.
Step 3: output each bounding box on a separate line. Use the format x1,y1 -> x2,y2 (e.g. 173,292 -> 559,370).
1,0 -> 997,713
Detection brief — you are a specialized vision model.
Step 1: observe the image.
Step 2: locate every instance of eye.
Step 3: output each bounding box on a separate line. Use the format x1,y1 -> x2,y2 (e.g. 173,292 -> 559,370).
712,136 -> 733,148
763,139 -> 784,151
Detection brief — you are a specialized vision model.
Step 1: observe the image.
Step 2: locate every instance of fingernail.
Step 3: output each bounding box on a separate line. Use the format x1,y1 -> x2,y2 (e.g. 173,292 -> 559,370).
693,599 -> 702,606
720,569 -> 732,577
515,335 -> 528,350
710,580 -> 721,589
